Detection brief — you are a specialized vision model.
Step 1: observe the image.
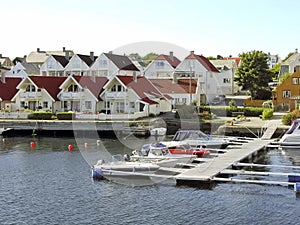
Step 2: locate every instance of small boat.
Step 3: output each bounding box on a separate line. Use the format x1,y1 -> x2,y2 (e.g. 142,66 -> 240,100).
0,127 -> 12,136
150,127 -> 167,136
278,119 -> 300,149
172,130 -> 229,149
131,142 -> 197,167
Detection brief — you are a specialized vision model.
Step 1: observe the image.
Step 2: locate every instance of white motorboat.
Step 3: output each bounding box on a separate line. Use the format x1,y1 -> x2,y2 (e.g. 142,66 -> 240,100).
278,119 -> 300,149
172,130 -> 230,149
130,142 -> 197,167
150,127 -> 167,136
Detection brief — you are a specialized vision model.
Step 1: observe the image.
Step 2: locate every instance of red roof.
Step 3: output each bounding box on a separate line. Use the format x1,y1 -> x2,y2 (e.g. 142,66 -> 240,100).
0,78 -> 22,100
186,53 -> 219,72
30,76 -> 66,101
117,76 -> 163,104
222,57 -> 241,66
74,76 -> 108,100
156,54 -> 181,68
150,78 -> 197,94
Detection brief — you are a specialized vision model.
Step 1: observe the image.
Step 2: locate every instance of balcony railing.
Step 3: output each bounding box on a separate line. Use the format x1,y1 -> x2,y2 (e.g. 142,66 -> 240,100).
105,92 -> 127,99
61,92 -> 81,99
19,92 -> 42,99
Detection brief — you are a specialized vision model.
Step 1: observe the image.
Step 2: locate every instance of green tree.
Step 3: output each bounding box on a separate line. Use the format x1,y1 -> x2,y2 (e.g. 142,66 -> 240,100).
269,63 -> 280,79
142,52 -> 159,66
234,50 -> 273,100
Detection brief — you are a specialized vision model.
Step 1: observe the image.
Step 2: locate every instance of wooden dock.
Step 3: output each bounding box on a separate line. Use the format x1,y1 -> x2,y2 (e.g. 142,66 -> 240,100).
175,138 -> 272,186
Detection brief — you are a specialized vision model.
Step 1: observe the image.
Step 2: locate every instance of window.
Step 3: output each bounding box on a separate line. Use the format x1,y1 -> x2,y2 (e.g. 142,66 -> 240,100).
68,84 -> 79,92
292,78 -> 299,85
155,61 -> 164,68
100,60 -> 107,66
85,101 -> 92,109
43,101 -> 48,108
106,101 -> 110,109
111,85 -> 116,92
283,90 -> 291,98
47,61 -> 55,69
21,101 -> 25,108
117,85 -> 122,92
223,78 -> 231,83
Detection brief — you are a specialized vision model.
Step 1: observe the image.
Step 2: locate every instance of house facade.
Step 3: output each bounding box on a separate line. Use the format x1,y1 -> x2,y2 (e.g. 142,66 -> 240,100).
64,53 -> 97,76
278,51 -> 300,79
100,75 -> 171,118
174,51 -> 220,103
40,55 -> 70,76
144,52 -> 180,78
58,76 -> 108,113
90,52 -> 140,78
0,54 -> 14,68
273,71 -> 300,111
12,76 -> 66,112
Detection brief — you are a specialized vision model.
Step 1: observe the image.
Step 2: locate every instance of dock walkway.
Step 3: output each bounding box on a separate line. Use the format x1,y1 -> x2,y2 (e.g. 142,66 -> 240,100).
176,138 -> 272,182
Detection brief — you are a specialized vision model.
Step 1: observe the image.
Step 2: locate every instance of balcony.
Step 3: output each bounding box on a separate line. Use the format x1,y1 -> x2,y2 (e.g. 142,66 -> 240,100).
61,92 -> 81,99
105,92 -> 127,99
19,92 -> 42,99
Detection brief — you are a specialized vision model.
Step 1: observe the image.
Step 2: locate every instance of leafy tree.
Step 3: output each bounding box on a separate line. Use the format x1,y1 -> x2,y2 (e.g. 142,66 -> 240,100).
207,56 -> 216,60
269,63 -> 280,80
234,50 -> 273,100
279,72 -> 292,84
142,52 -> 159,66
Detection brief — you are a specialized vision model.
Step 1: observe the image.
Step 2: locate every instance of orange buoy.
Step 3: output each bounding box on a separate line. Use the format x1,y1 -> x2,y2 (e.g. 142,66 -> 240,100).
84,142 -> 88,148
30,141 -> 35,148
68,144 -> 73,152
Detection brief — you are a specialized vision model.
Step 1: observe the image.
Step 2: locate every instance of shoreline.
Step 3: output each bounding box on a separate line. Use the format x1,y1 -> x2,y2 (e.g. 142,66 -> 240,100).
0,116 -> 289,138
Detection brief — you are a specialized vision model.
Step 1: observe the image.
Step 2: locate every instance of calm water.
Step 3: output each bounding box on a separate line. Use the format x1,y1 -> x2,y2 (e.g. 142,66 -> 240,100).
1,135 -> 300,225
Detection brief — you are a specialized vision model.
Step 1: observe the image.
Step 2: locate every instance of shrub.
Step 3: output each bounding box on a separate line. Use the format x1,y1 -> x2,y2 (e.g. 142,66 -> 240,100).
262,109 -> 273,120
282,110 -> 300,125
28,112 -> 53,120
56,112 -> 75,120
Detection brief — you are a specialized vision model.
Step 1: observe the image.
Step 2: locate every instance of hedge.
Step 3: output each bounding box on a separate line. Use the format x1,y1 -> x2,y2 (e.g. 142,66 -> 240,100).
197,106 -> 264,117
56,112 -> 75,120
28,112 -> 53,120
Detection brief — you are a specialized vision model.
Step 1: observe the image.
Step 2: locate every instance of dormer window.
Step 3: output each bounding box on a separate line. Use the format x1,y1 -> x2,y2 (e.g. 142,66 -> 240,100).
26,85 -> 36,92
68,84 -> 79,92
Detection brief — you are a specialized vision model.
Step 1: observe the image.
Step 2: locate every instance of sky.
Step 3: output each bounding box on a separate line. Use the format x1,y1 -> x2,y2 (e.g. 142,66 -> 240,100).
1,0 -> 300,60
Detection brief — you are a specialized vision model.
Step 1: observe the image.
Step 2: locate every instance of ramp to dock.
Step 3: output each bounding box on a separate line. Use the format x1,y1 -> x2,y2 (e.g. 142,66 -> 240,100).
260,120 -> 279,140
175,139 -> 272,182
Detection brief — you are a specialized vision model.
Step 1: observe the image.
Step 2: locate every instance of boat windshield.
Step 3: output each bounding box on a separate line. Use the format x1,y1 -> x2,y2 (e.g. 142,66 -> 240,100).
285,120 -> 300,135
173,130 -> 209,141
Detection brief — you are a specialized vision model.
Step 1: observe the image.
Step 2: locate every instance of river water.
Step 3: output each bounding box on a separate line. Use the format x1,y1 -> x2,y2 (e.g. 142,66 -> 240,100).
1,135 -> 300,225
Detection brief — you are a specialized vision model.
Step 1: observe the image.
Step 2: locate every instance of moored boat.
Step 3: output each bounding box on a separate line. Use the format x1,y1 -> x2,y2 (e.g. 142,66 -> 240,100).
278,119 -> 300,149
172,130 -> 229,149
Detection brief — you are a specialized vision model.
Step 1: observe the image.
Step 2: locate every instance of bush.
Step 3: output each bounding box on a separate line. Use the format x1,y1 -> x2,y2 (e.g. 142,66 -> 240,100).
262,109 -> 273,120
28,112 -> 53,120
282,110 -> 300,125
56,112 -> 75,120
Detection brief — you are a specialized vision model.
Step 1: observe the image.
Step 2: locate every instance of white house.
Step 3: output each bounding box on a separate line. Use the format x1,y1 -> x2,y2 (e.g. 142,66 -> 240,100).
57,75 -> 108,113
64,52 -> 97,76
100,75 -> 171,117
90,52 -> 140,78
150,78 -> 202,106
40,54 -> 70,76
174,51 -> 221,103
279,51 -> 300,79
0,77 -> 22,111
144,52 -> 181,78
210,59 -> 240,95
12,76 -> 66,112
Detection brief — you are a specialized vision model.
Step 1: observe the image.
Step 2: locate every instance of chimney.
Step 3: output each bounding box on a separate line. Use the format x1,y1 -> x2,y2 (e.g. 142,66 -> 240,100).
296,48 -> 298,53
65,50 -> 70,61
108,51 -> 113,54
190,50 -> 194,55
63,47 -> 66,52
0,54 -> 2,58
90,51 -> 94,61
169,51 -> 174,61
37,48 -> 40,53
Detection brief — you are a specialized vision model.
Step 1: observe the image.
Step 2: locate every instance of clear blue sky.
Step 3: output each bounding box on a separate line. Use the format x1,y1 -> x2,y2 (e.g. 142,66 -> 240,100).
1,0 -> 299,59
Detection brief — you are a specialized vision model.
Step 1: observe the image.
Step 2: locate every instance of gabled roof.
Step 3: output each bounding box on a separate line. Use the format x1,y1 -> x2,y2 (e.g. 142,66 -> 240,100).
73,76 -> 108,100
77,54 -> 98,67
150,78 -> 197,94
222,57 -> 241,66
104,53 -> 140,71
52,55 -> 69,67
0,78 -> 22,100
30,76 -> 66,100
281,53 -> 300,66
26,49 -> 74,64
210,59 -> 236,70
117,75 -> 164,104
155,54 -> 181,68
186,53 -> 219,72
